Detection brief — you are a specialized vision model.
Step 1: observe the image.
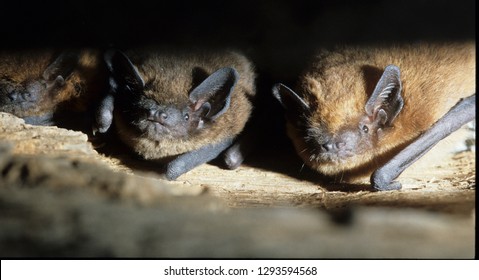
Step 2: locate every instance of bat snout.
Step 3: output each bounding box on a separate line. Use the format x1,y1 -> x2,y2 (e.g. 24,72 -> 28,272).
147,109 -> 169,124
319,140 -> 345,153
7,90 -> 39,104
145,107 -> 185,129
310,131 -> 357,163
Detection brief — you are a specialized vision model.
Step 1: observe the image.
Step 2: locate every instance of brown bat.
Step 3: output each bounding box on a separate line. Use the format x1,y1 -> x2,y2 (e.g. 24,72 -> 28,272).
0,49 -> 107,127
272,42 -> 475,191
94,48 -> 256,180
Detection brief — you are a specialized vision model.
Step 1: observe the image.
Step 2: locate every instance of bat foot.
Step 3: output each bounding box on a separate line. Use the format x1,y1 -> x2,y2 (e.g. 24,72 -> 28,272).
372,181 -> 402,191
371,170 -> 402,191
93,111 -> 113,135
93,94 -> 114,135
223,144 -> 244,170
165,160 -> 188,181
164,168 -> 181,181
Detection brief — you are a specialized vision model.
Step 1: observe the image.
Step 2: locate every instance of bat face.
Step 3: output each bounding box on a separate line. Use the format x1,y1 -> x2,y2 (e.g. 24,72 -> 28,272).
114,83 -> 207,141
104,49 -> 252,159
0,50 -> 86,125
273,65 -> 402,176
300,64 -> 402,175
0,78 -> 58,115
273,43 -> 475,179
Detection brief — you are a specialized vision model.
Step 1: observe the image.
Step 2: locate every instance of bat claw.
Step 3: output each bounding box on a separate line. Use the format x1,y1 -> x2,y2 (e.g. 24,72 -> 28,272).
165,161 -> 185,181
371,170 -> 402,191
223,143 -> 244,170
372,181 -> 402,191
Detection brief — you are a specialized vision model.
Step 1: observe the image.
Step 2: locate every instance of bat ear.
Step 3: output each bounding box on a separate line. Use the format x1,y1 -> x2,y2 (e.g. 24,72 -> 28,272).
104,49 -> 145,91
189,67 -> 238,121
365,64 -> 404,126
272,83 -> 310,114
42,51 -> 80,86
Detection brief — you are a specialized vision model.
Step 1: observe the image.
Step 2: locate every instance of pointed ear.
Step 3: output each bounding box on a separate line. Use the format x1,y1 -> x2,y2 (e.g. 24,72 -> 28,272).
104,49 -> 145,91
42,51 -> 80,84
272,83 -> 310,114
365,64 -> 404,126
189,67 -> 238,121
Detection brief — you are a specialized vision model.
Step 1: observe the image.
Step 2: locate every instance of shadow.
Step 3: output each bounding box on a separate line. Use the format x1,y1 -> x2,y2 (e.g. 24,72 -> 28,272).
361,65 -> 383,99
191,67 -> 210,89
90,128 -> 167,175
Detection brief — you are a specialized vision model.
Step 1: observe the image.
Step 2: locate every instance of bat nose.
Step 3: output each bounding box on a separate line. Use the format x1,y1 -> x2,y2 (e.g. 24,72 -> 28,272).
7,92 -> 20,102
158,112 -> 168,122
320,141 -> 344,152
147,109 -> 169,125
8,91 -> 36,102
321,142 -> 334,152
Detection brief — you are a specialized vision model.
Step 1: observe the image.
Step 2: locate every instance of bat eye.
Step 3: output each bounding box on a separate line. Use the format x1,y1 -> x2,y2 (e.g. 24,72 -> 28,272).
184,113 -> 189,121
362,125 -> 369,133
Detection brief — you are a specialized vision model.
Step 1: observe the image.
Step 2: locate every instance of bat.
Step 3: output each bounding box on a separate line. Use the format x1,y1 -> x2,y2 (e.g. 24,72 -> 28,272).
94,48 -> 256,180
0,49 -> 107,128
272,42 -> 475,191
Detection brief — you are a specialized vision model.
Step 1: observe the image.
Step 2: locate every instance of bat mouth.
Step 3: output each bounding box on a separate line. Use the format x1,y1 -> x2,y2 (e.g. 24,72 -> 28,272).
0,100 -> 39,115
302,128 -> 361,165
141,120 -> 172,138
134,119 -> 188,141
146,120 -> 169,132
309,150 -> 355,164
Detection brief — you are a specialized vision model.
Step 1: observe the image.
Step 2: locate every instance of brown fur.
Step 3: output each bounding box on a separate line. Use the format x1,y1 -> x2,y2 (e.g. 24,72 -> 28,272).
288,42 -> 475,179
0,49 -> 107,119
114,49 -> 256,159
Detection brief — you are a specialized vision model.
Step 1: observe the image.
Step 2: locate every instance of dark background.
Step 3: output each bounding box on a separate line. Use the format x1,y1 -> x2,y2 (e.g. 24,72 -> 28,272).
1,0 -> 475,80
1,0 -> 475,48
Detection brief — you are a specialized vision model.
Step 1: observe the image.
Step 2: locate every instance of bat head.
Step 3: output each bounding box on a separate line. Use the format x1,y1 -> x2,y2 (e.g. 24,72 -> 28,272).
0,51 -> 79,124
273,64 -> 404,175
104,50 -> 238,142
